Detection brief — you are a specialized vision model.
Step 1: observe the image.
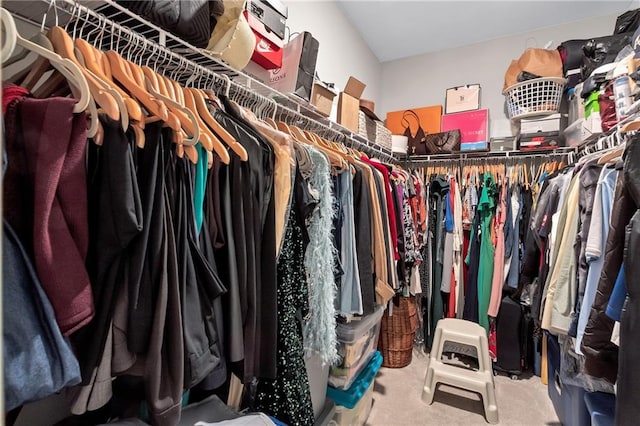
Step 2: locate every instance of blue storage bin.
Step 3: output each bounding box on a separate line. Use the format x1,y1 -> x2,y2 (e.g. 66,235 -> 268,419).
584,392 -> 615,426
533,335 -> 542,377
546,332 -> 590,426
327,351 -> 382,409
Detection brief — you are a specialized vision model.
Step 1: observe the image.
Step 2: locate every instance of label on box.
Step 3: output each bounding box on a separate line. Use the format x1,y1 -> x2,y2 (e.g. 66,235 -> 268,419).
441,109 -> 489,150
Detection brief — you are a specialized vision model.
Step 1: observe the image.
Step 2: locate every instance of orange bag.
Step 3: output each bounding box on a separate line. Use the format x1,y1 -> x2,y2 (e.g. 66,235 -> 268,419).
503,49 -> 563,91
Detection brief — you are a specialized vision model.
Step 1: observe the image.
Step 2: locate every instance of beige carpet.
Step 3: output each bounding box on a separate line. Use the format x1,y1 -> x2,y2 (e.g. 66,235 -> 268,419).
366,349 -> 560,426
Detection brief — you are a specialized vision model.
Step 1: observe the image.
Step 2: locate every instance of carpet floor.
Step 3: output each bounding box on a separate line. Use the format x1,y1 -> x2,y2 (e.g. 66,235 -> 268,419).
366,349 -> 560,426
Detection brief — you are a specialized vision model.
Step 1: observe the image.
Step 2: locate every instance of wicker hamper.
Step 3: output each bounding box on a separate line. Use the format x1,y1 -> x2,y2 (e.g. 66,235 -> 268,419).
378,296 -> 418,368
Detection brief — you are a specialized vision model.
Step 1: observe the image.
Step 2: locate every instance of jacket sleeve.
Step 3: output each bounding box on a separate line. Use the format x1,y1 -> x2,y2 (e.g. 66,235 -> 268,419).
581,170 -> 635,384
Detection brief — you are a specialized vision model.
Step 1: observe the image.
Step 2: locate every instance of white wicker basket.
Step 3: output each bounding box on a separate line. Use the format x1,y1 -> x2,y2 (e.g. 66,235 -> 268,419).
503,77 -> 567,121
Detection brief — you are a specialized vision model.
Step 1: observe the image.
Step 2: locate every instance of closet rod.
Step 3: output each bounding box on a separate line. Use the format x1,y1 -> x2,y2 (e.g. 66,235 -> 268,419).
573,105 -> 640,162
402,147 -> 574,166
6,0 -> 398,165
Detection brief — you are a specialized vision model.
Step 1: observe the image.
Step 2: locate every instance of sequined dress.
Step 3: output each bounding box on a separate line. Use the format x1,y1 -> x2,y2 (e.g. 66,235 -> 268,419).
255,206 -> 314,425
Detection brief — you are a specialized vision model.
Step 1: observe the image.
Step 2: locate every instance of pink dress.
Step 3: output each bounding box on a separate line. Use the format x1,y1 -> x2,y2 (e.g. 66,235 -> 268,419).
488,179 -> 506,317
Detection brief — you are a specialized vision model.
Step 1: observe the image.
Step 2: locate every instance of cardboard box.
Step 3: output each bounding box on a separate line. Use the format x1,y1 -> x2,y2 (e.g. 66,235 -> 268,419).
311,81 -> 336,117
338,76 -> 366,133
385,105 -> 442,136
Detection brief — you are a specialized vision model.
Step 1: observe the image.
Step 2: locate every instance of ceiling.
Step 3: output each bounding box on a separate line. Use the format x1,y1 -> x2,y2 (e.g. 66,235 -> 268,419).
337,1 -> 633,62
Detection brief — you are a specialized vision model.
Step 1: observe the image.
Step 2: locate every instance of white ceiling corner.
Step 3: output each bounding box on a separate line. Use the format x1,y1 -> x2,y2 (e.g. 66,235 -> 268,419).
336,0 -> 632,62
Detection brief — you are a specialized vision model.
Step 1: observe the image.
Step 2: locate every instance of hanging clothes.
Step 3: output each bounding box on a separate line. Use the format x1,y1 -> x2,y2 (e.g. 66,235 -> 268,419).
477,172 -> 496,333
488,178 -> 507,318
3,86 -> 94,336
302,146 -> 339,364
255,167 -> 314,426
425,175 -> 449,347
617,136 -> 640,422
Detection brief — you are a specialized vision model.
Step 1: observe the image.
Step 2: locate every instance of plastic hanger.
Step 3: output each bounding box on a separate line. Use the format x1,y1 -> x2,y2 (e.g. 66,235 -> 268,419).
1,8 -> 17,63
1,11 -> 90,114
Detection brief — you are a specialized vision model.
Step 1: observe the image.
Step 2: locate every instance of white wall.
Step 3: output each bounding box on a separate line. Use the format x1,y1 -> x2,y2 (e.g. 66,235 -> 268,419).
285,1 -> 382,108
379,13 -> 620,137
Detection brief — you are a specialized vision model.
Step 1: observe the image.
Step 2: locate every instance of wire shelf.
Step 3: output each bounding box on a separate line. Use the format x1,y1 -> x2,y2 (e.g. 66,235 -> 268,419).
401,146 -> 575,165
3,0 -> 397,164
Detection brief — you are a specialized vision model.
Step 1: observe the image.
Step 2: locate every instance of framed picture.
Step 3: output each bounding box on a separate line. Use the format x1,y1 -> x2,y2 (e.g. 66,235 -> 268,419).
445,84 -> 481,114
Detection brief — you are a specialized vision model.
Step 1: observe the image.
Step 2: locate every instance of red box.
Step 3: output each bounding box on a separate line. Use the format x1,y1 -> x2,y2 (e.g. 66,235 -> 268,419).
441,109 -> 489,151
244,10 -> 283,70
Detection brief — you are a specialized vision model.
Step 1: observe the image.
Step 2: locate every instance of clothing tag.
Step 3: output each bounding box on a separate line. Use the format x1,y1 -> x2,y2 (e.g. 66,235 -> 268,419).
611,321 -> 620,346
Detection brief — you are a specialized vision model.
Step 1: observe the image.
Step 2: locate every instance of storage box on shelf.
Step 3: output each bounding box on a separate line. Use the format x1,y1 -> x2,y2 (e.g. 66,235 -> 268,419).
311,81 -> 337,117
520,113 -> 562,134
244,0 -> 288,69
338,76 -> 366,133
518,131 -> 563,151
489,136 -> 517,152
329,305 -> 385,390
327,351 -> 382,426
564,119 -> 590,147
357,111 -> 392,151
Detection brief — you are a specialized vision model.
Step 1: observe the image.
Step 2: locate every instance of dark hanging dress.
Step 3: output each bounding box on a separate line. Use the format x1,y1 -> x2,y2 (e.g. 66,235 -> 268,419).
255,185 -> 314,425
425,176 -> 449,348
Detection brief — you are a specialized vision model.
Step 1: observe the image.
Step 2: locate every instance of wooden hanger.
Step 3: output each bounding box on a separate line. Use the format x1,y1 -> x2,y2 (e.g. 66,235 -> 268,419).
265,117 -> 279,129
182,87 -> 231,164
282,123 -> 347,170
598,145 -> 625,165
104,49 -> 171,125
46,25 -> 118,119
135,64 -> 199,162
188,87 -> 247,161
621,119 -> 640,133
74,38 -> 143,125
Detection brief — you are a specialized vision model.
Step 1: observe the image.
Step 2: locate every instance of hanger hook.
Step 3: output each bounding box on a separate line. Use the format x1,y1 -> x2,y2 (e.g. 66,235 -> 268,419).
42,0 -> 60,33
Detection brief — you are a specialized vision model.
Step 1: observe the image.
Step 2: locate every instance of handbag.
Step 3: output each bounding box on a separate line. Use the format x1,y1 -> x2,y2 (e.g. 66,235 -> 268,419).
402,110 -> 427,155
423,130 -> 461,154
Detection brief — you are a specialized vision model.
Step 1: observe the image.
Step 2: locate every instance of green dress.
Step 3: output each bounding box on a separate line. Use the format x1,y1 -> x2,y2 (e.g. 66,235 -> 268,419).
477,173 -> 496,333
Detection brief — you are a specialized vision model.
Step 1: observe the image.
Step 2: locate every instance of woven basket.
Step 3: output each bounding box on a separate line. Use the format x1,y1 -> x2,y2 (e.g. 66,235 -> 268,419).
358,111 -> 393,151
379,296 -> 418,368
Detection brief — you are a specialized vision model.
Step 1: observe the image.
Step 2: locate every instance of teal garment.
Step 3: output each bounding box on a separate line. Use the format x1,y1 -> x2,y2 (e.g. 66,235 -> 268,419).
477,173 -> 496,333
193,143 -> 208,235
